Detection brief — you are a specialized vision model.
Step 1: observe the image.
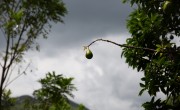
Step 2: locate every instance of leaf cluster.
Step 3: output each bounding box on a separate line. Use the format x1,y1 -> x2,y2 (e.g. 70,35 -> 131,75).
33,71 -> 76,110
1,89 -> 15,110
122,0 -> 180,109
0,0 -> 67,63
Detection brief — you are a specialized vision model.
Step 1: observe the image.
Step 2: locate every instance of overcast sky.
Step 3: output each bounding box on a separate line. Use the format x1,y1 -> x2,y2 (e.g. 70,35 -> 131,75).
2,0 -> 153,110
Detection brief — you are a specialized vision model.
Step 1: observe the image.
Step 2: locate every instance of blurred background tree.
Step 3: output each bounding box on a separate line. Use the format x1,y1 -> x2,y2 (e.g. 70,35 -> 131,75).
0,0 -> 67,108
32,71 -> 76,110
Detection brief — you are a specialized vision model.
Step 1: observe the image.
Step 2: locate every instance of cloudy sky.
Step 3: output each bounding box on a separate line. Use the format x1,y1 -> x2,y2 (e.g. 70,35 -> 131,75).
1,0 -> 153,110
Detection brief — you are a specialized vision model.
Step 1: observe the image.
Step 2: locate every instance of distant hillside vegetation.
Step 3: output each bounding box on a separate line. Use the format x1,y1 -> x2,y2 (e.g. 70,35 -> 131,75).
9,95 -> 89,110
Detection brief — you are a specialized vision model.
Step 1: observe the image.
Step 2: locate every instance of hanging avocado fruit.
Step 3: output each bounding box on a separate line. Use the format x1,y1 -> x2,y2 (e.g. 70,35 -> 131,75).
170,35 -> 174,40
85,48 -> 93,59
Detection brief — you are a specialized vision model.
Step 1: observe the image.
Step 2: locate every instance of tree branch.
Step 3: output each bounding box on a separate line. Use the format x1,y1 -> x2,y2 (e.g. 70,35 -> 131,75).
4,62 -> 31,89
3,22 -> 26,86
2,33 -> 10,81
86,38 -> 156,52
0,63 -> 2,68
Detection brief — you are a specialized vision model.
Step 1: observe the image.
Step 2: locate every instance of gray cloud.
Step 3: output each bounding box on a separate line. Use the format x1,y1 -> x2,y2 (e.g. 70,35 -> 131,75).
8,42 -> 152,110
65,41 -> 151,110
38,0 -> 132,51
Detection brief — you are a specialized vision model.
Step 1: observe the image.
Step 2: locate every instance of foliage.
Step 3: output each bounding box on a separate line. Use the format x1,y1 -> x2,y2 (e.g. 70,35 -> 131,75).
77,104 -> 86,110
0,0 -> 67,108
0,95 -> 87,110
122,0 -> 180,109
1,89 -> 15,110
32,71 -> 76,110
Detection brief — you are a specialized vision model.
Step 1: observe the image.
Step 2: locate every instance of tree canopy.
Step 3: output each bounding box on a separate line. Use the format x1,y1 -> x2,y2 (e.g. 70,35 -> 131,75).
0,0 -> 67,108
122,0 -> 180,109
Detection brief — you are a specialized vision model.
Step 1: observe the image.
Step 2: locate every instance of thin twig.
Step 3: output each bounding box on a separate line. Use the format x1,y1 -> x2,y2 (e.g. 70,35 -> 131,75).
4,62 -> 31,88
0,63 -> 2,68
87,38 -> 156,52
4,62 -> 17,87
0,28 -> 7,42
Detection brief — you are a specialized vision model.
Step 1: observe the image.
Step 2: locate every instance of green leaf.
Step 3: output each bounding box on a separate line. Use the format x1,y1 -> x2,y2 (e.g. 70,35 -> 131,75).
140,83 -> 145,87
139,88 -> 146,96
13,9 -> 24,23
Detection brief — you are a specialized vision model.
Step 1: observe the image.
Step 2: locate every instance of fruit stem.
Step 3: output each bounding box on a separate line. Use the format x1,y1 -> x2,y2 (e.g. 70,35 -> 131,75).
87,38 -> 156,52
